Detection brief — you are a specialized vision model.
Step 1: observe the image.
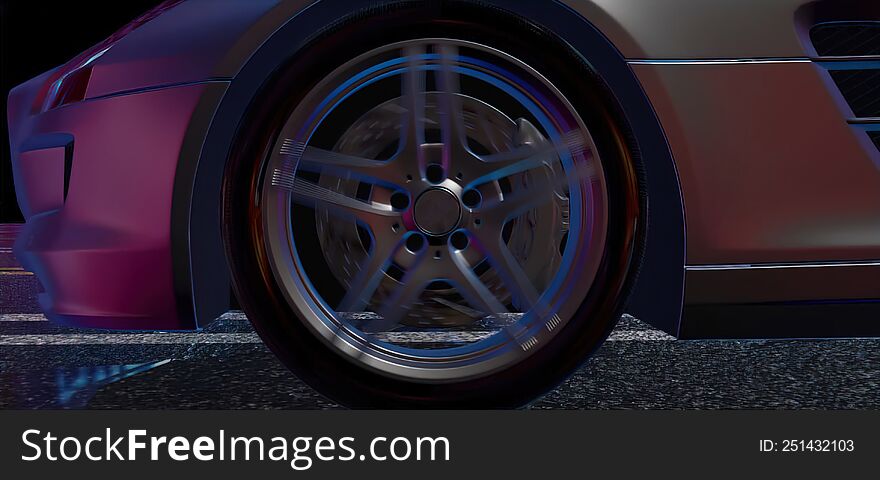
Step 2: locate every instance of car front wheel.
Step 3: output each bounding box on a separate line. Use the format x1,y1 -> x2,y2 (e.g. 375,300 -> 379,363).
223,6 -> 642,408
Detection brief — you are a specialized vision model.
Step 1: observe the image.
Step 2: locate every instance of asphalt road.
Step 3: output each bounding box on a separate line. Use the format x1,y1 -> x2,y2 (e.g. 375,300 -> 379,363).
2,221 -> 880,410
3,263 -> 880,409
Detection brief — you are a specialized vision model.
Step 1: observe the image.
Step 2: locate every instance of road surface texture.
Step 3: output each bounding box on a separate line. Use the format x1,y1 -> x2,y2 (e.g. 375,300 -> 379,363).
2,224 -> 880,409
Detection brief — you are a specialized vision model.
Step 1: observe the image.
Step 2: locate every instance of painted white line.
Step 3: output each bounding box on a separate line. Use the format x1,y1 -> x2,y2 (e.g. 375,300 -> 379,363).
0,333 -> 264,346
607,330 -> 676,342
0,314 -> 48,322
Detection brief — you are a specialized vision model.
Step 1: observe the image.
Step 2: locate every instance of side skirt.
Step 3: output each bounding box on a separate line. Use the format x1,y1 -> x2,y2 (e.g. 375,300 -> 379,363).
681,262 -> 880,339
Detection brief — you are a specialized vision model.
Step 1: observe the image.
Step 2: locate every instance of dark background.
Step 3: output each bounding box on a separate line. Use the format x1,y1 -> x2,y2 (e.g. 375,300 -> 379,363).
0,0 -> 160,223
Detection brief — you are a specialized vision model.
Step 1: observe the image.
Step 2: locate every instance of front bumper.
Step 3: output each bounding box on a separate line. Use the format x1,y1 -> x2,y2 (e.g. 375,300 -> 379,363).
8,79 -> 214,330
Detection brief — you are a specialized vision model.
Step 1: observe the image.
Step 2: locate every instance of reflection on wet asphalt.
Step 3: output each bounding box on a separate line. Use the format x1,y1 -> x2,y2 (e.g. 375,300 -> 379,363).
3,309 -> 880,409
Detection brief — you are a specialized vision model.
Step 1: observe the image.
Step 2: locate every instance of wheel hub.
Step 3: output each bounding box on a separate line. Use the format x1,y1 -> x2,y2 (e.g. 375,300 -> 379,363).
413,187 -> 461,236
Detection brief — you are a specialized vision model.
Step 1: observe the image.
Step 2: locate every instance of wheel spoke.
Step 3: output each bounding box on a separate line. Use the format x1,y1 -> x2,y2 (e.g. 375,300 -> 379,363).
482,128 -> 589,164
448,249 -> 509,315
365,261 -> 429,333
477,154 -> 597,220
400,45 -> 427,172
437,43 -> 469,163
469,147 -> 554,186
337,234 -> 402,313
280,177 -> 398,220
468,129 -> 591,186
471,231 -> 540,310
291,145 -> 399,186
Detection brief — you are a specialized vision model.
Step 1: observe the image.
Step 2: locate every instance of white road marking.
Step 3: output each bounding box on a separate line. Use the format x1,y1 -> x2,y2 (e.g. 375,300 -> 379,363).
0,333 -> 264,346
0,266 -> 32,276
0,314 -> 47,322
607,330 -> 677,342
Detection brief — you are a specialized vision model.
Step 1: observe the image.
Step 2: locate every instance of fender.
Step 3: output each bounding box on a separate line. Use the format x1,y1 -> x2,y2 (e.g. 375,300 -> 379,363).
174,0 -> 686,336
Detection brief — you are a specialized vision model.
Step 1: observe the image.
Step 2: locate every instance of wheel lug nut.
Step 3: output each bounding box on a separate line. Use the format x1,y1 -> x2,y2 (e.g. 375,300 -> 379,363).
462,189 -> 482,208
450,231 -> 469,251
426,164 -> 445,184
390,192 -> 410,210
406,233 -> 427,253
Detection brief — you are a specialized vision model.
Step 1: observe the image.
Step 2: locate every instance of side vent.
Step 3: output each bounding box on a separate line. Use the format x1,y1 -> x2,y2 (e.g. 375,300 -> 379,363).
811,22 -> 880,57
810,21 -> 880,155
828,69 -> 880,118
869,132 -> 880,151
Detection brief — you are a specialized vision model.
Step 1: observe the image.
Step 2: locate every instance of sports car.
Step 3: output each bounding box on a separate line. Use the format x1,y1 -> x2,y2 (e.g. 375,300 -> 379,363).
8,0 -> 880,407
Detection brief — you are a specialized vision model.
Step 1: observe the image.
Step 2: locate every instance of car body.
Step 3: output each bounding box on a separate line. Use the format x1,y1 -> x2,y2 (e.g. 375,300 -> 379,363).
8,0 -> 880,345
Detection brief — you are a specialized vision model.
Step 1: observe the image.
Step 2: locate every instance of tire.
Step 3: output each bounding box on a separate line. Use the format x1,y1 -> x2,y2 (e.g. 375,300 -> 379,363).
222,3 -> 642,408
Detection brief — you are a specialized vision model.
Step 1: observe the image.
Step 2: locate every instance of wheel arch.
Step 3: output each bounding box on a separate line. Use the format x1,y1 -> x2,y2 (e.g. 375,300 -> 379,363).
175,0 -> 686,336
